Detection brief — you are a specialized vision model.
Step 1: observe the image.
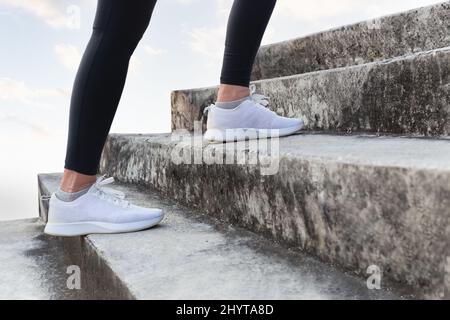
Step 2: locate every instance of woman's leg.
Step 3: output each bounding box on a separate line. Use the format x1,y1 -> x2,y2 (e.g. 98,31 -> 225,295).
218,0 -> 277,102
206,0 -> 303,143
61,0 -> 157,192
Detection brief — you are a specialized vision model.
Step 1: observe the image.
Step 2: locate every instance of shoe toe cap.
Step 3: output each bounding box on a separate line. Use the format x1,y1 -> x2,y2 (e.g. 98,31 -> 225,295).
116,207 -> 164,223
272,116 -> 304,129
146,208 -> 164,220
138,207 -> 164,221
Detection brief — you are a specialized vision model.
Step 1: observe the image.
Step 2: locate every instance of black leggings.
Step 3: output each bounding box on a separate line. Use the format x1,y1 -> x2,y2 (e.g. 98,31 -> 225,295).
65,0 -> 277,175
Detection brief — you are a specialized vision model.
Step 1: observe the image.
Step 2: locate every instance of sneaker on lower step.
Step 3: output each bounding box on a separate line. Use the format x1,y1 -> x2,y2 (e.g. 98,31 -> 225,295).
44,176 -> 164,237
204,86 -> 304,143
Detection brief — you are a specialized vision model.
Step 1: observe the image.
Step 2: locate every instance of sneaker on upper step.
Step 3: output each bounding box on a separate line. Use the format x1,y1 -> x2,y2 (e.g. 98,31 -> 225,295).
44,176 -> 164,237
204,85 -> 304,143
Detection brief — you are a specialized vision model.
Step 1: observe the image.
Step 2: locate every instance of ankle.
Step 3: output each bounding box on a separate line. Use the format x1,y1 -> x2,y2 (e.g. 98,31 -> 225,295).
60,169 -> 97,193
217,84 -> 250,102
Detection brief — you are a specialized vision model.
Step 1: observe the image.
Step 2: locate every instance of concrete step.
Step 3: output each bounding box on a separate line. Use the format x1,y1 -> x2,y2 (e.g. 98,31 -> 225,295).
38,173 -> 403,300
0,218 -> 95,299
100,133 -> 450,299
251,1 -> 450,81
172,46 -> 450,136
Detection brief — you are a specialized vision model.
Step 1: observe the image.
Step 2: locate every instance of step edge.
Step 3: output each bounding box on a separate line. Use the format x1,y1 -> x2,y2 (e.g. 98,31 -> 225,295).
173,45 -> 450,93
105,133 -> 450,173
258,1 -> 449,52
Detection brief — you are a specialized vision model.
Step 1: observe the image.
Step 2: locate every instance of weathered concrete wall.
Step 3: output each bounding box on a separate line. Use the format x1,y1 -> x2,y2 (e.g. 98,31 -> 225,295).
171,86 -> 217,135
172,47 -> 450,136
100,134 -> 450,299
251,1 -> 450,80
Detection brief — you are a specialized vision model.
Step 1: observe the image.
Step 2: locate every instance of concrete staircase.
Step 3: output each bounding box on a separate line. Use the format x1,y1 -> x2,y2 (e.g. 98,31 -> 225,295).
31,2 -> 450,299
37,173 -> 403,299
104,2 -> 450,299
98,133 -> 449,299
172,2 -> 450,135
173,47 -> 450,135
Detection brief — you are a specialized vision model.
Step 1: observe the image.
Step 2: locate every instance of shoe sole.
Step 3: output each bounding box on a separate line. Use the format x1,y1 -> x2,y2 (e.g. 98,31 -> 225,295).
204,123 -> 304,143
44,215 -> 164,237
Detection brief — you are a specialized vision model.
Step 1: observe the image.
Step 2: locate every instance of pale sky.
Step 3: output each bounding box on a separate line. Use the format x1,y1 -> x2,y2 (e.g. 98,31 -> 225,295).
0,0 -> 445,221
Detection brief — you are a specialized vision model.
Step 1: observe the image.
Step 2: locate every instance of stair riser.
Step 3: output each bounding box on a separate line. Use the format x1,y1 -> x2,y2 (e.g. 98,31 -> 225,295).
251,2 -> 450,80
37,174 -> 136,300
172,48 -> 450,136
100,135 -> 450,299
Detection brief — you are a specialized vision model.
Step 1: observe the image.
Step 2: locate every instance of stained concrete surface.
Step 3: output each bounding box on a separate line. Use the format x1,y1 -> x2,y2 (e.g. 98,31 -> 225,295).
172,47 -> 450,135
100,133 -> 450,298
0,219 -> 87,299
251,1 -> 450,80
39,174 -> 403,300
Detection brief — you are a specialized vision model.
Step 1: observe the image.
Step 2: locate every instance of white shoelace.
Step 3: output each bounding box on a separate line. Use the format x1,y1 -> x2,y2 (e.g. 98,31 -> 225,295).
249,84 -> 271,108
203,84 -> 271,116
93,176 -> 130,208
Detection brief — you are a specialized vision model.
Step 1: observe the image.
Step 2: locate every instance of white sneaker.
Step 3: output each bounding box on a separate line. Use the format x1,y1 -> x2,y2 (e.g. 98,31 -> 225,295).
204,85 -> 304,142
44,176 -> 164,237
